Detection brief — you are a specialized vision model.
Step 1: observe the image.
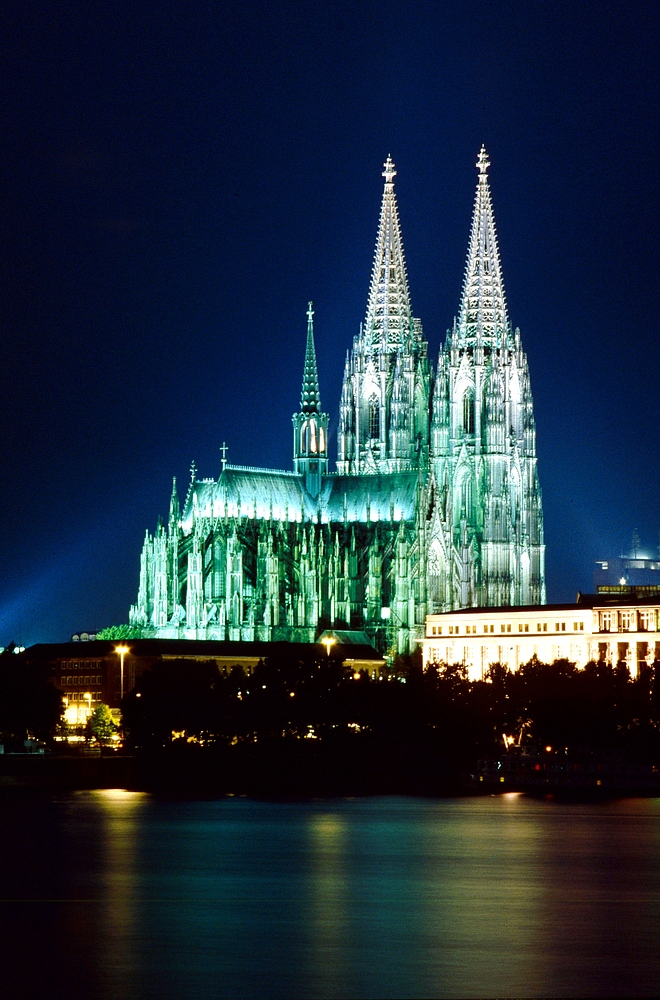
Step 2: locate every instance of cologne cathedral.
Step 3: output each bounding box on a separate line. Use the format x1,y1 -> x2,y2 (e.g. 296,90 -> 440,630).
130,148 -> 545,651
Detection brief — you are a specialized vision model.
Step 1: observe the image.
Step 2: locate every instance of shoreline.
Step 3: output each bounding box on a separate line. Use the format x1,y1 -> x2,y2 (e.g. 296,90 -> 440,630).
3,750 -> 660,801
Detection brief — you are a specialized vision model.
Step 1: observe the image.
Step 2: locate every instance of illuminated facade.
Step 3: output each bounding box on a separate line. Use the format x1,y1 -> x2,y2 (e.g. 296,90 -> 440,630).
423,596 -> 660,681
130,149 -> 545,650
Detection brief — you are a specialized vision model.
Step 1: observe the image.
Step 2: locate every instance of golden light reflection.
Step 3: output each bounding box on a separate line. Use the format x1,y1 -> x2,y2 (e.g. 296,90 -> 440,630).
418,800 -> 546,996
91,788 -> 148,999
306,812 -> 348,991
92,788 -> 147,804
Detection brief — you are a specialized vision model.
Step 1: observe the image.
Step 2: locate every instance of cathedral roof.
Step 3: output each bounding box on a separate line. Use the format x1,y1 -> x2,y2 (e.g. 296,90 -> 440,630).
320,472 -> 418,522
457,146 -> 510,347
181,466 -> 419,528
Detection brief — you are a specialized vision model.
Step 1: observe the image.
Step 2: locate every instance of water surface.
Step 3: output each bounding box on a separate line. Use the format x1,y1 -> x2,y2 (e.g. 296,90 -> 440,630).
2,793 -> 660,998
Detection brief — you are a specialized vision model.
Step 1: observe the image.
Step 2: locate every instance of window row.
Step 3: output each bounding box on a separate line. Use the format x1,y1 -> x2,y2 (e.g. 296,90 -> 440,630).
61,675 -> 102,686
65,691 -> 102,702
599,610 -> 657,632
60,661 -> 101,669
429,621 -> 586,636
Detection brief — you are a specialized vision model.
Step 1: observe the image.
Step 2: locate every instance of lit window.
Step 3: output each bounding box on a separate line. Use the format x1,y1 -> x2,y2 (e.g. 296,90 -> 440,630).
600,612 -> 612,632
620,611 -> 634,631
640,610 -> 655,632
524,623 -> 529,632
561,623 -> 566,632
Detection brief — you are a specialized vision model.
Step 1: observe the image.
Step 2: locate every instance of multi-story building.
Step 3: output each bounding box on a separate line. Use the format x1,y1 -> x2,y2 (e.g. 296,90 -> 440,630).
423,595 -> 660,680
129,149 -> 545,652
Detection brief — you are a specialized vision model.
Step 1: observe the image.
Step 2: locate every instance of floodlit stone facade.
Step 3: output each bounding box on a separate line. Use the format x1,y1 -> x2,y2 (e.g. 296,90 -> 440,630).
423,597 -> 660,680
130,150 -> 545,651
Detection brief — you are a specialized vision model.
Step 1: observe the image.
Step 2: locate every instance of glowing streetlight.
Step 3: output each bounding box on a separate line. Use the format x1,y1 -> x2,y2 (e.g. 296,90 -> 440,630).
115,645 -> 130,700
321,636 -> 336,658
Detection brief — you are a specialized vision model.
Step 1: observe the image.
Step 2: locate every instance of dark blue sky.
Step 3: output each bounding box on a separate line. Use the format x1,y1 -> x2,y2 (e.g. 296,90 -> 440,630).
2,1 -> 659,644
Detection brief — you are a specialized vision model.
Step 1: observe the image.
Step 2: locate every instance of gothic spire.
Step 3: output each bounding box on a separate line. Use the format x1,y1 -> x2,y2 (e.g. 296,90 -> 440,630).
364,155 -> 414,350
300,301 -> 321,414
457,146 -> 510,346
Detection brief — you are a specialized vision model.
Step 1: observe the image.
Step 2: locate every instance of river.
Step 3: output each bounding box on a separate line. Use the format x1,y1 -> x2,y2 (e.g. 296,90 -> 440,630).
2,793 -> 660,998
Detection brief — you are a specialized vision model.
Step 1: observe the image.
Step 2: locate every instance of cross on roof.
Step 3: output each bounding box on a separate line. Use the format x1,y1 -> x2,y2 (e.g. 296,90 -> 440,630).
382,155 -> 396,184
220,441 -> 228,470
307,301 -> 314,324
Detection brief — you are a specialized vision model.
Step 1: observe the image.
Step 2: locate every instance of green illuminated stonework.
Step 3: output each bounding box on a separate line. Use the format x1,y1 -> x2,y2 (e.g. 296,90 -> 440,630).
130,150 -> 545,651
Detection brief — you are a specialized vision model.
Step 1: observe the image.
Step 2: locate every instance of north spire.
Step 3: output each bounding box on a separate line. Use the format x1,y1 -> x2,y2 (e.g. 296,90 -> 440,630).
457,145 -> 510,346
300,301 -> 321,413
363,155 -> 414,350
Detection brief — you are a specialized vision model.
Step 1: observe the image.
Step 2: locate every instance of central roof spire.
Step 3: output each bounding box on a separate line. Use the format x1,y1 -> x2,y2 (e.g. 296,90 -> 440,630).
457,145 -> 509,346
300,301 -> 321,413
363,155 -> 414,351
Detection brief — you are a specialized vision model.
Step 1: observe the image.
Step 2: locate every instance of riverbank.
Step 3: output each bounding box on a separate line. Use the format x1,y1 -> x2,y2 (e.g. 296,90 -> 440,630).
3,743 -> 660,798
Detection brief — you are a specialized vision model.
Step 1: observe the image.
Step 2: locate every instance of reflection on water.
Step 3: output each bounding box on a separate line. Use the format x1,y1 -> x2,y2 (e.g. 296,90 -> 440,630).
2,793 -> 660,998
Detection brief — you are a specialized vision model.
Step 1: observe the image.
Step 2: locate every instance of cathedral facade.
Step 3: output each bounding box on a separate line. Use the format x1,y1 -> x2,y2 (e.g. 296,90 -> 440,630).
130,149 -> 545,651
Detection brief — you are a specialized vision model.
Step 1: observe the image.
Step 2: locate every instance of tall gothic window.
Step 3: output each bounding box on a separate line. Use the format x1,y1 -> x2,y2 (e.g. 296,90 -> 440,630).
301,419 -> 318,454
463,389 -> 475,435
368,394 -> 380,439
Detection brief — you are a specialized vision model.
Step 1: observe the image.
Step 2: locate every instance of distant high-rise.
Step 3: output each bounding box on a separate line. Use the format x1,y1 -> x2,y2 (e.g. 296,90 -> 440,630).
130,149 -> 545,650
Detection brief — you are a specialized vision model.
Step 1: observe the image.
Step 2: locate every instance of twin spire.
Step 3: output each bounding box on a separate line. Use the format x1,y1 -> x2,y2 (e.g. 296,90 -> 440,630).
299,146 -> 509,411
457,144 -> 509,346
363,154 -> 414,350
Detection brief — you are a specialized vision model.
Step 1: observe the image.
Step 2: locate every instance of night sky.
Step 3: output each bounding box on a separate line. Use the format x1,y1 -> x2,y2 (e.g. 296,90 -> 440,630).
2,1 -> 659,644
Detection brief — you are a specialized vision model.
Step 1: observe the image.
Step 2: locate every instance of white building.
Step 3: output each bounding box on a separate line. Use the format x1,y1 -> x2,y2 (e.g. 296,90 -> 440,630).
422,596 -> 660,680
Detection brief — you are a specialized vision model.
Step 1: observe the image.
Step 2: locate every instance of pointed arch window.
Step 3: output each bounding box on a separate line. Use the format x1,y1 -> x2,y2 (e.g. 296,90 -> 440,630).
368,394 -> 380,440
463,389 -> 475,435
301,419 -> 318,455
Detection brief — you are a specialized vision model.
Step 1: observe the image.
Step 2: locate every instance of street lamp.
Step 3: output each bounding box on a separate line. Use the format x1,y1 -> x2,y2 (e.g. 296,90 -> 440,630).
321,635 -> 336,658
115,645 -> 130,700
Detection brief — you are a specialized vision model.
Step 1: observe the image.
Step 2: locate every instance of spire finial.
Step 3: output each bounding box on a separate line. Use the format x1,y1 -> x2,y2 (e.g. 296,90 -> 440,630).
300,302 -> 321,414
477,145 -> 490,181
220,441 -> 228,470
382,154 -> 396,184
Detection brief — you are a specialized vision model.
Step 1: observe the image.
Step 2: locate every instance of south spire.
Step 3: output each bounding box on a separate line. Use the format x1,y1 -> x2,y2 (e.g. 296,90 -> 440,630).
457,144 -> 510,346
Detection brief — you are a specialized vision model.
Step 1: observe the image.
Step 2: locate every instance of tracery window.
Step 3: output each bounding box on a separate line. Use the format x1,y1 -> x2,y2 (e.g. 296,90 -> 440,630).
462,389 -> 475,435
368,395 -> 380,440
